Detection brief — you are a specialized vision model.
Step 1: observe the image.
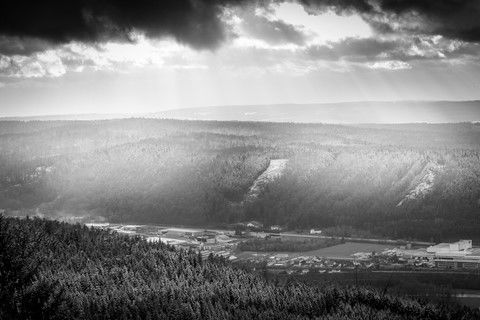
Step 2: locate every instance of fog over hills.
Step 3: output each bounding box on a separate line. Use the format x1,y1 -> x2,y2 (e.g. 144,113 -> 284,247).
3,101 -> 480,123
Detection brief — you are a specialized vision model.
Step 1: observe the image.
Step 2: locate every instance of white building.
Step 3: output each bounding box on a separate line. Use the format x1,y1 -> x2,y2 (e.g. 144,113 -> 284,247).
425,240 -> 480,270
427,240 -> 472,255
246,221 -> 263,229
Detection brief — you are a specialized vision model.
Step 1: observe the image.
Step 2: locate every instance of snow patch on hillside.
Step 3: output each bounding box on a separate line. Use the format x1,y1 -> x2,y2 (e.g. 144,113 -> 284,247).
245,159 -> 288,202
397,163 -> 444,207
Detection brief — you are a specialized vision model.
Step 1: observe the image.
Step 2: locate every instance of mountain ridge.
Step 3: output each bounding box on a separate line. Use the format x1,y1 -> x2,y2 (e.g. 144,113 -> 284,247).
2,100 -> 480,123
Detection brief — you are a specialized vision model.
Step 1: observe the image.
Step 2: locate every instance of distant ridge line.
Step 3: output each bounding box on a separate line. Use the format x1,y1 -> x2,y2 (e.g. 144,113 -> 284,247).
2,100 -> 480,124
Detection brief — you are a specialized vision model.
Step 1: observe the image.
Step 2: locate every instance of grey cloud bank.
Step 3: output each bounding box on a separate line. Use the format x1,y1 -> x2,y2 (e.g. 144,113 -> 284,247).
1,0 -> 480,54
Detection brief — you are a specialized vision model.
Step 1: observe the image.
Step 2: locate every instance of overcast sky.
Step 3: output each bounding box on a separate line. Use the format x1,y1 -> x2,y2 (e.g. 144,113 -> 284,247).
1,0 -> 480,116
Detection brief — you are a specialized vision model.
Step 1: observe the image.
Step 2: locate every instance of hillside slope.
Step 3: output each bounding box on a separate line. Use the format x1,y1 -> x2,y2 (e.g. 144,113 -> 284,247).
1,217 -> 478,320
0,119 -> 479,241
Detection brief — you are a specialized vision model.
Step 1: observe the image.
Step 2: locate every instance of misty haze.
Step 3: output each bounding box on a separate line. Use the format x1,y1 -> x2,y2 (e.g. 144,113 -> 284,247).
1,1 -> 480,319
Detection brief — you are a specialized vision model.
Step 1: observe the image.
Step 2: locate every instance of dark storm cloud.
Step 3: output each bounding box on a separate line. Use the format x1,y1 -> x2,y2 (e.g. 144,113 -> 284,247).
298,0 -> 374,15
375,0 -> 480,42
300,0 -> 480,42
0,0 -> 248,52
1,0 -> 480,56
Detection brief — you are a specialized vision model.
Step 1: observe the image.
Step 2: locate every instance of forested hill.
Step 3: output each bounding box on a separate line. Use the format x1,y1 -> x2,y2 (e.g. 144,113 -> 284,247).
1,216 -> 478,320
0,119 -> 479,241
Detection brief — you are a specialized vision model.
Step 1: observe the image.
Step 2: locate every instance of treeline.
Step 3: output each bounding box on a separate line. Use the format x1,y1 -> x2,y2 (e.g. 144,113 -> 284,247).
0,119 -> 479,241
238,237 -> 343,252
1,216 -> 478,320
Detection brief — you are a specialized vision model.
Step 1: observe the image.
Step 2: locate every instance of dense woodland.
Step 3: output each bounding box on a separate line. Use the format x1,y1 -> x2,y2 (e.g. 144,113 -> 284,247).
0,119 -> 479,241
1,216 -> 478,320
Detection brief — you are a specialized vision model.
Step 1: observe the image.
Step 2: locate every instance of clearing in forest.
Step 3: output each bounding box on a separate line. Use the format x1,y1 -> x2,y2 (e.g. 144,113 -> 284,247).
244,159 -> 288,203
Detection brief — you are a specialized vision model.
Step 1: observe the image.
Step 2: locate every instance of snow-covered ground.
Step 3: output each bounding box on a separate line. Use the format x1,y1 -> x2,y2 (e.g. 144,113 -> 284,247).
146,237 -> 188,245
245,159 -> 288,202
85,222 -> 110,228
162,227 -> 203,233
397,163 -> 444,207
115,225 -> 142,234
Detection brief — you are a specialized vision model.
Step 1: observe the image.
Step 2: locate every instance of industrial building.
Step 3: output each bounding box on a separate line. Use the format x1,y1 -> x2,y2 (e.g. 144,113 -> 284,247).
393,240 -> 480,270
427,240 -> 472,255
427,240 -> 480,269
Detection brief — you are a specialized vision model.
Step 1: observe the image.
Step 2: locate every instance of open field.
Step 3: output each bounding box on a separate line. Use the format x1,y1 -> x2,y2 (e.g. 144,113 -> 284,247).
237,241 -> 395,260
297,242 -> 396,259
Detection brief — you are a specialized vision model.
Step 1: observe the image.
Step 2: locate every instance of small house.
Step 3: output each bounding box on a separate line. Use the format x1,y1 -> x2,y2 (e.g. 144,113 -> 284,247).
246,221 -> 263,230
270,225 -> 282,231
